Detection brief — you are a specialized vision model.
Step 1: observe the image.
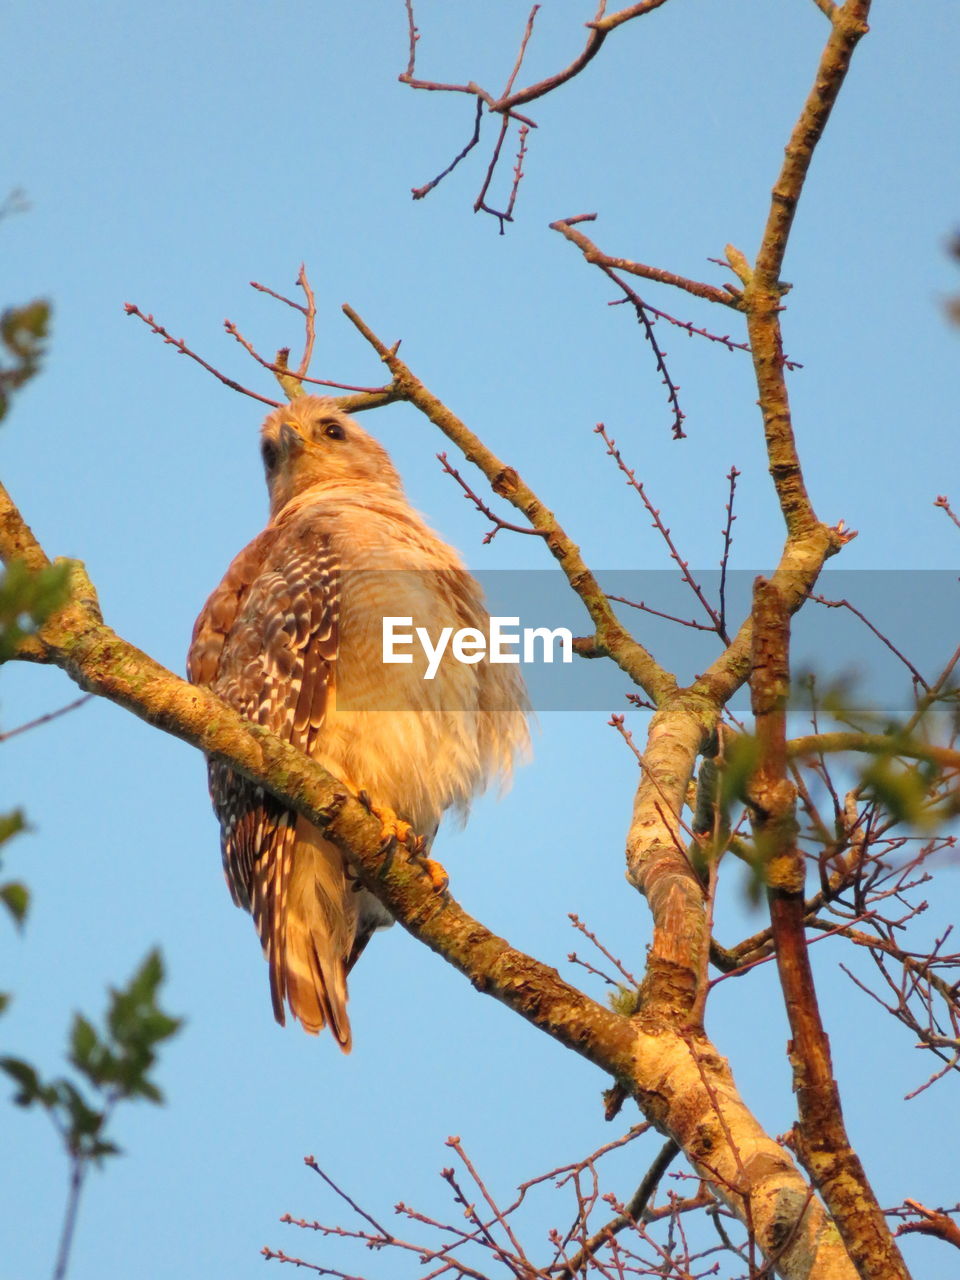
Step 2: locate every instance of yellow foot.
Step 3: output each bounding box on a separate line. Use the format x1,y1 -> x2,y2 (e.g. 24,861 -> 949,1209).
358,793 -> 423,853
356,793 -> 447,892
415,855 -> 449,893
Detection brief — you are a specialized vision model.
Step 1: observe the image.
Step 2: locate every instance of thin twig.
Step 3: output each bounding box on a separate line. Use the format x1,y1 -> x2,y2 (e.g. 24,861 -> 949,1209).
934,495 -> 960,531
551,215 -> 738,307
502,5 -> 540,100
0,694 -> 93,743
566,950 -> 621,987
595,424 -> 727,638
399,2 -> 672,221
249,279 -> 308,314
223,322 -> 390,394
503,126 -> 529,224
261,1247 -> 364,1277
295,265 -> 317,378
124,305 -> 281,407
556,1139 -> 680,1275
718,466 -> 740,638
412,98 -> 484,200
52,1158 -> 86,1280
474,115 -> 513,230
568,912 -> 638,987
607,594 -> 717,633
892,1200 -> 960,1250
809,593 -> 930,690
304,1157 -> 395,1242
602,274 -> 687,438
437,452 -> 547,543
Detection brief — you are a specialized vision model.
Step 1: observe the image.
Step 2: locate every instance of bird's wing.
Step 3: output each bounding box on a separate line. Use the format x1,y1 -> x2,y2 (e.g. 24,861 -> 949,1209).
188,519 -> 340,1025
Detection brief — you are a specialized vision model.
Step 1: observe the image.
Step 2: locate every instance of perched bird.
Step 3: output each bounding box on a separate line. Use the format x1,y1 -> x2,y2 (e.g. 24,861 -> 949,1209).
188,396 -> 529,1050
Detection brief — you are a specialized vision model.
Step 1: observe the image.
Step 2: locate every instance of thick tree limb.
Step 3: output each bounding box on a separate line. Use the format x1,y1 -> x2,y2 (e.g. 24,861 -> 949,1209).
742,0 -> 872,541
750,579 -> 912,1280
756,1 -> 872,285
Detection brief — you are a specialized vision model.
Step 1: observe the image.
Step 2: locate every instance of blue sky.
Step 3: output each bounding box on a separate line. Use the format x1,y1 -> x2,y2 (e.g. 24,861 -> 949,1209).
2,2 -> 959,1277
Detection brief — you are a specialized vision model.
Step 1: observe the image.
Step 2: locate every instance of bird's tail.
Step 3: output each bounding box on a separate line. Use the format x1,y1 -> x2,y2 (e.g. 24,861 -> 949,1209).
274,823 -> 358,1052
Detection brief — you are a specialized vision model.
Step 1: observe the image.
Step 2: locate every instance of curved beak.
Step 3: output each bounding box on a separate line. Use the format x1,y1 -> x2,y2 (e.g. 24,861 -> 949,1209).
279,422 -> 304,459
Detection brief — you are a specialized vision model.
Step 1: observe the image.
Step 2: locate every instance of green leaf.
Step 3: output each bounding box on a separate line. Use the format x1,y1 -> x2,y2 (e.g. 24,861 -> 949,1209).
3,949 -> 182,1185
0,299 -> 50,422
0,809 -> 26,847
718,734 -> 760,816
89,1139 -> 122,1165
861,755 -> 939,827
0,1055 -> 46,1107
0,881 -> 29,927
0,560 -> 72,660
135,1079 -> 163,1104
68,1014 -> 102,1077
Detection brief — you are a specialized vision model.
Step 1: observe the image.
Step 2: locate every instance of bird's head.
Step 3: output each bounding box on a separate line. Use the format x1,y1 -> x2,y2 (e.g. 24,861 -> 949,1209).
260,397 -> 404,518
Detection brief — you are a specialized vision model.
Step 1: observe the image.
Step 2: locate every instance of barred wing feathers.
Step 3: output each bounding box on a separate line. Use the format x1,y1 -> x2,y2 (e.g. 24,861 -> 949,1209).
188,521 -> 352,1044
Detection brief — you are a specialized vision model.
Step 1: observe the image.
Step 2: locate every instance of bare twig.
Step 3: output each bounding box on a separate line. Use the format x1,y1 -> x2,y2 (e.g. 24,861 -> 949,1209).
595,425 -> 727,638
223,321 -> 391,395
399,1 -> 673,221
718,466 -> 740,638
123,304 -> 281,407
437,452 -> 547,543
249,279 -> 308,314
602,276 -> 687,438
568,912 -> 638,988
551,215 -> 738,308
412,98 -> 484,200
0,693 -> 93,743
556,1139 -> 681,1275
295,265 -> 317,379
447,1136 -> 531,1268
553,216 -> 803,368
891,1199 -> 960,1250
934,494 -> 960,531
303,1157 -> 395,1243
809,593 -> 930,690
607,594 -> 717,633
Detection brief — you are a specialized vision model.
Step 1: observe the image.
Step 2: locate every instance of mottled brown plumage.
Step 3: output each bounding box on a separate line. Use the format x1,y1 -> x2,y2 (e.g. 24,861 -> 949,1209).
188,397 -> 529,1050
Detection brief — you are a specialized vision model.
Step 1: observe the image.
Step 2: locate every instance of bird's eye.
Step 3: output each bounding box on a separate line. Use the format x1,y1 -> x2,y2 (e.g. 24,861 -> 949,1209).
261,440 -> 279,471
323,421 -> 346,441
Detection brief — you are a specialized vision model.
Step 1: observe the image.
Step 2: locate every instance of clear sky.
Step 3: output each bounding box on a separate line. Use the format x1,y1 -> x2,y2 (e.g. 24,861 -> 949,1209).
2,2 -> 959,1278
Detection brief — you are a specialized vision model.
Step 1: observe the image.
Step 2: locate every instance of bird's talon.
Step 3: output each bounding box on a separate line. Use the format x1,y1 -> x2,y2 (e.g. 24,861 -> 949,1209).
415,855 -> 449,893
367,801 -> 421,852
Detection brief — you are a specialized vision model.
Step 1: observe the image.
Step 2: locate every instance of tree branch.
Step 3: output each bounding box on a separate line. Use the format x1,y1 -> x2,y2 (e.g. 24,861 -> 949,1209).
340,302 -> 677,706
756,1 -> 872,285
749,578 -> 911,1280
788,731 -> 960,773
551,215 -> 738,308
